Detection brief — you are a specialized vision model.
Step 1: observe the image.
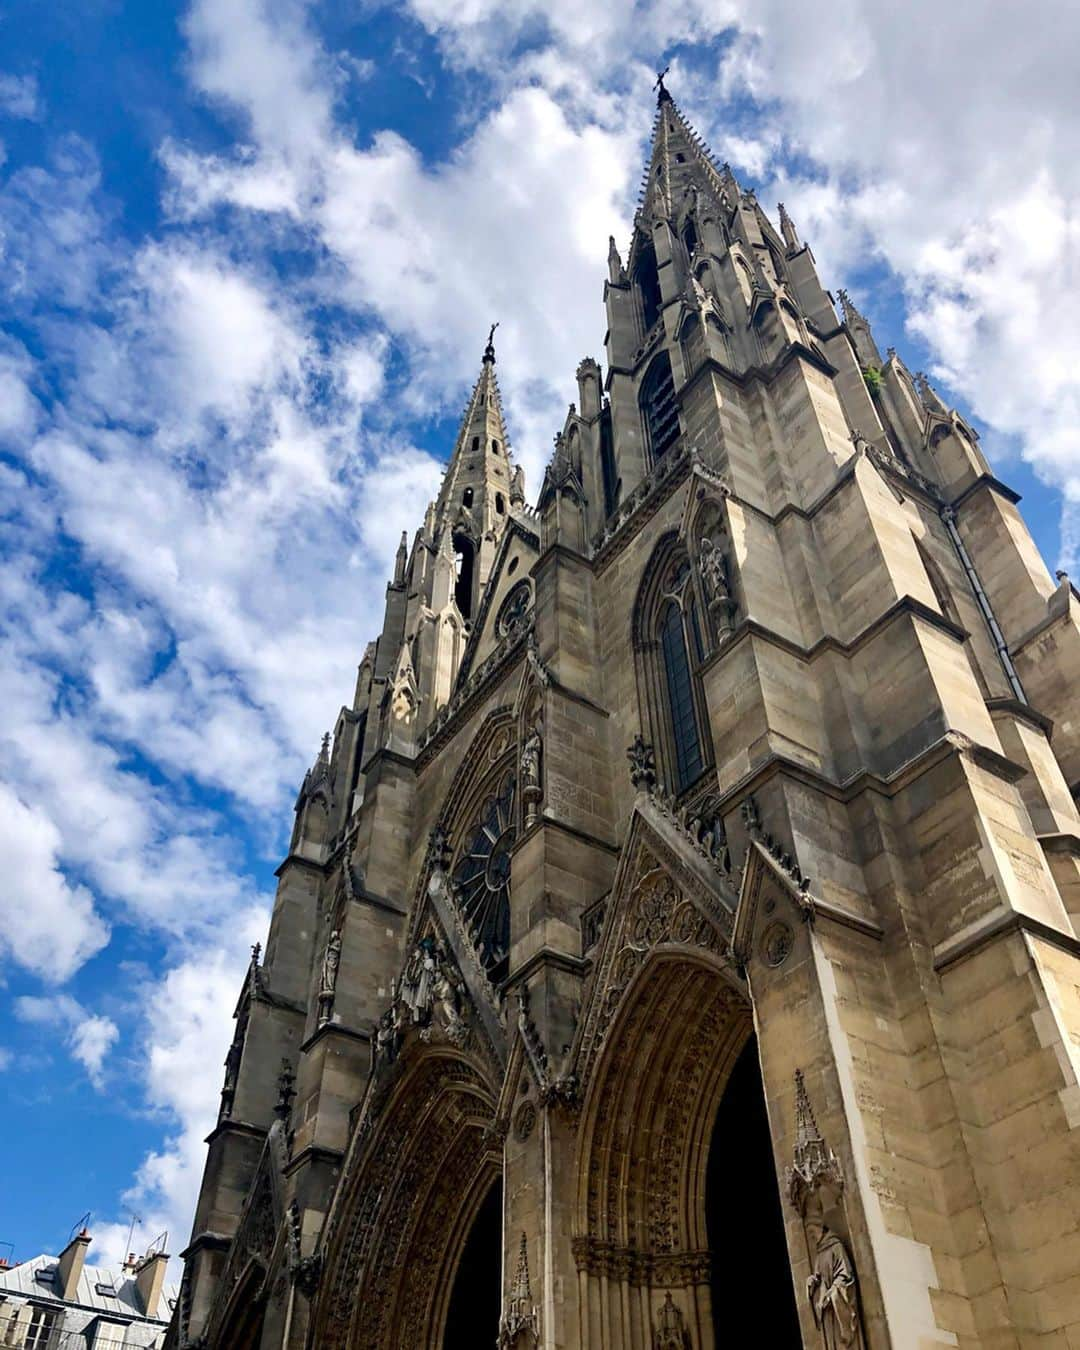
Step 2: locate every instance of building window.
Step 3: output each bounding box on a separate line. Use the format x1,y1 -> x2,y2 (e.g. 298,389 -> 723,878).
463,487 -> 474,508
492,438 -> 500,454
682,215 -> 699,258
640,351 -> 679,463
634,541 -> 710,795
453,532 -> 475,618
25,1306 -> 58,1350
451,768 -> 516,982
471,435 -> 480,451
495,492 -> 505,514
634,241 -> 662,334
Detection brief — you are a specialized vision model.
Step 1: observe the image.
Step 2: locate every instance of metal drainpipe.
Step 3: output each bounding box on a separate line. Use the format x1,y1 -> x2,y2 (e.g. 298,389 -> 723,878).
941,505 -> 1027,703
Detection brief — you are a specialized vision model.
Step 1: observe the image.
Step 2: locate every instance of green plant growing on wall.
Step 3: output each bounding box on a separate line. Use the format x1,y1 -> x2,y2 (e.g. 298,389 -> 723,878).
862,365 -> 883,397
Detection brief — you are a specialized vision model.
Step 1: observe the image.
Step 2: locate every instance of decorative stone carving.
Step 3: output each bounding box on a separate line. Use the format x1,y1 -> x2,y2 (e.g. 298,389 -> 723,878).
698,535 -> 736,636
760,920 -> 794,967
653,1292 -> 690,1349
317,928 -> 341,1026
275,1059 -> 296,1121
373,936 -> 469,1064
520,727 -> 543,829
741,794 -> 811,897
628,734 -> 657,790
498,1233 -> 539,1348
514,1099 -> 537,1142
787,1071 -> 866,1350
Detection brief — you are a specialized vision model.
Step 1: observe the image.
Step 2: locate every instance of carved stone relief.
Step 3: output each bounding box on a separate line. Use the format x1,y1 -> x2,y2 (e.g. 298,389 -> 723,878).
787,1071 -> 866,1350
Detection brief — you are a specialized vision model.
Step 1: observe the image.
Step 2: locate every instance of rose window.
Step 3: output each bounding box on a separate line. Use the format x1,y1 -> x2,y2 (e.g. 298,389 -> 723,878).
452,770 -> 516,979
496,581 -> 532,638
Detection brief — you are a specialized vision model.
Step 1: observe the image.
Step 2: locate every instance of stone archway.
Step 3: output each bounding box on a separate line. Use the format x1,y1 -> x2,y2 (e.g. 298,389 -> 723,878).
574,947 -> 799,1349
315,1049 -> 501,1349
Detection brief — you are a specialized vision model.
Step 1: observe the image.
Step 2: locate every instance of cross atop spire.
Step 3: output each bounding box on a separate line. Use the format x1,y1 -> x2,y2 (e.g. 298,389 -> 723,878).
654,65 -> 671,105
483,321 -> 499,364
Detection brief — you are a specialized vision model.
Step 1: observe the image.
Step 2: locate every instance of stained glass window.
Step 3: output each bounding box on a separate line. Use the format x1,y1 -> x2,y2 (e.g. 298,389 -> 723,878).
659,599 -> 704,793
452,770 -> 516,978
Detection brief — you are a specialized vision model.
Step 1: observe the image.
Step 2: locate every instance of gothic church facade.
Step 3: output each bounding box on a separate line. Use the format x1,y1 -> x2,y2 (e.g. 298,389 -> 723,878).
173,82 -> 1080,1350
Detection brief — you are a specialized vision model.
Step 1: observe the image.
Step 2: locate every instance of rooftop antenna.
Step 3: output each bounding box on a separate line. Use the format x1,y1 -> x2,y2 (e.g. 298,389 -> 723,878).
124,1211 -> 142,1264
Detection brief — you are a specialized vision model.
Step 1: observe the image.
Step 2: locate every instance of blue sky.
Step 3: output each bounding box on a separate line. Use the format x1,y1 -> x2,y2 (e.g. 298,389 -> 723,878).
2,0 -> 1078,1274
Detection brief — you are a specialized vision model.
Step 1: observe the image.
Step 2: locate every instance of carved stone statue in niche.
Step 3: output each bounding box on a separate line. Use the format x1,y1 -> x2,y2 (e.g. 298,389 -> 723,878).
653,1292 -> 689,1349
787,1071 -> 866,1350
805,1202 -> 862,1349
521,726 -> 543,829
317,928 -> 341,1026
698,536 -> 737,636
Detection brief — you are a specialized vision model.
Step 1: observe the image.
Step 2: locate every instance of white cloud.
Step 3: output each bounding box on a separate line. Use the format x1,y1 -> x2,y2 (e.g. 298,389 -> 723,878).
0,74 -> 41,121
89,928 -> 264,1270
14,993 -> 119,1089
0,786 -> 109,982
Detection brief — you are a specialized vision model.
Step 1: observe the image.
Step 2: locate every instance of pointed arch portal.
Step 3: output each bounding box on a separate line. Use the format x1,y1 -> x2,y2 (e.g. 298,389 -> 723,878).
575,949 -> 801,1347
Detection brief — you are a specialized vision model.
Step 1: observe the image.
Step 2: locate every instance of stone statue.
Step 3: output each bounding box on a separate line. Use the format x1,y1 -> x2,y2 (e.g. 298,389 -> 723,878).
788,1071 -> 866,1350
698,536 -> 736,635
400,937 -> 437,1024
317,929 -> 341,1025
431,960 -> 467,1046
521,728 -> 542,829
806,1209 -> 861,1349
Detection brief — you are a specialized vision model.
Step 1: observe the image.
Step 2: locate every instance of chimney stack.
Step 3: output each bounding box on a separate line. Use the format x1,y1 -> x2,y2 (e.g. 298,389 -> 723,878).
134,1248 -> 170,1319
56,1228 -> 91,1301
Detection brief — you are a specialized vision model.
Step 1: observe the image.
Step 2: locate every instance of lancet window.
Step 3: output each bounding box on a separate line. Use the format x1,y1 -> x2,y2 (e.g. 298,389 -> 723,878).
634,539 -> 709,794
640,351 -> 680,464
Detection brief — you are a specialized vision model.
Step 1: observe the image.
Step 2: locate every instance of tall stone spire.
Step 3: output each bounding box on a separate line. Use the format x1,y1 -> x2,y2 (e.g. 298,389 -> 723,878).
426,328 -> 519,621
637,84 -> 730,228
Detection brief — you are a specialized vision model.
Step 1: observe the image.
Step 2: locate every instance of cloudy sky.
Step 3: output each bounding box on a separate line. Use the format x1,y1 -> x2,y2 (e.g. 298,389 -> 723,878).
1,0 -> 1077,1276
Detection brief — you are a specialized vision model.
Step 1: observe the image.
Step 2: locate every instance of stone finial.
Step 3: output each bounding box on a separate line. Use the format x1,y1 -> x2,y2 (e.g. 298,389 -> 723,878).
250,942 -> 262,965
499,1233 -> 539,1347
275,1059 -> 297,1121
627,735 -> 657,790
778,200 -> 799,250
787,1069 -> 843,1214
653,1291 -> 689,1348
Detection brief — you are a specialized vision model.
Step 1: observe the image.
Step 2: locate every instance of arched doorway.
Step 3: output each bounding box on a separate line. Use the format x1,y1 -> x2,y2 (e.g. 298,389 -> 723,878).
443,1175 -> 503,1349
706,1037 -> 802,1345
574,940 -> 802,1348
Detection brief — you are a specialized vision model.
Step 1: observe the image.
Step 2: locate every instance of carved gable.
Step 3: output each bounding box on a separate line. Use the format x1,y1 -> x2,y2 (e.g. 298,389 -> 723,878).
572,791 -> 741,1092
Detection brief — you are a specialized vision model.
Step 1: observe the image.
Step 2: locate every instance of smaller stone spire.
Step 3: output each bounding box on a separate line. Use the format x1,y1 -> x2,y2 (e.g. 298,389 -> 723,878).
915,370 -> 950,418
778,200 -> 799,250
787,1069 -> 843,1215
394,531 -> 408,585
499,1233 -> 539,1347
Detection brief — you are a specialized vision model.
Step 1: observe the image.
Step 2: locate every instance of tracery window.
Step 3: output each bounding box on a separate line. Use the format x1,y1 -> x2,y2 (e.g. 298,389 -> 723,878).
451,768 -> 516,980
634,543 -> 709,795
640,351 -> 680,464
496,580 -> 532,638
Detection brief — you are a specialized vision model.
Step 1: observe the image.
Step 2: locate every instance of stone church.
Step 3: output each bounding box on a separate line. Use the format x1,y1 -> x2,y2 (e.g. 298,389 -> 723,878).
172,79 -> 1080,1350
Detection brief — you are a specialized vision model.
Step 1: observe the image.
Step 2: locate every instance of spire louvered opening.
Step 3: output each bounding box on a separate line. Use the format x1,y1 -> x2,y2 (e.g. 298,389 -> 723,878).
453,532 -> 475,618
634,241 -> 662,334
641,351 -> 679,463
